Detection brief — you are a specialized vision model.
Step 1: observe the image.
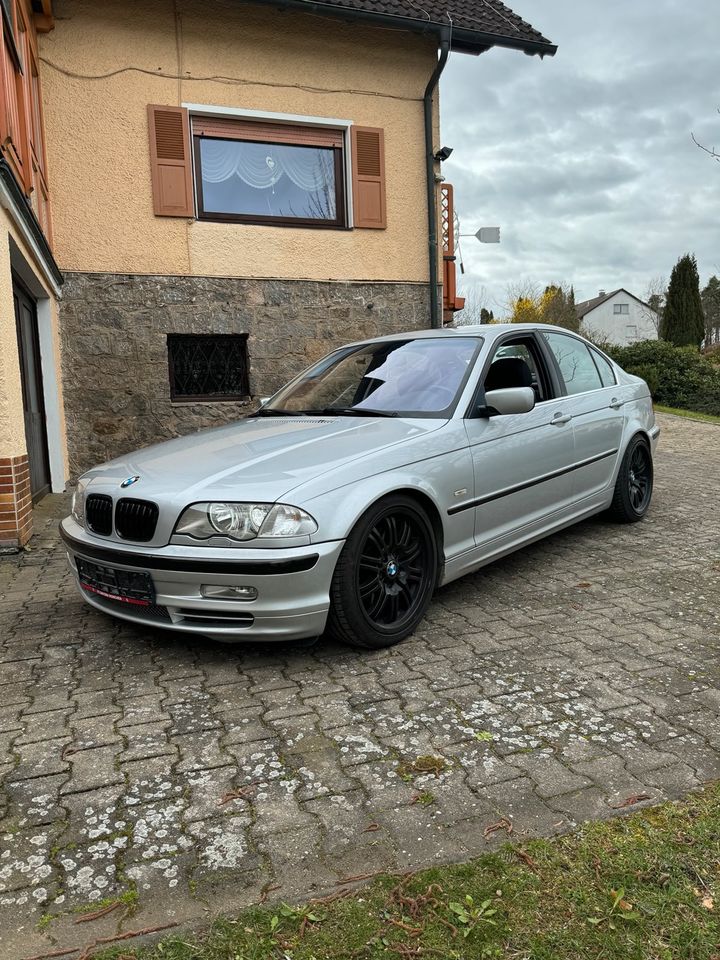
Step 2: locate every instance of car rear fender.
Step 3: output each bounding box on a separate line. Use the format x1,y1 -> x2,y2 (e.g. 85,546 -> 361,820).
613,395 -> 658,479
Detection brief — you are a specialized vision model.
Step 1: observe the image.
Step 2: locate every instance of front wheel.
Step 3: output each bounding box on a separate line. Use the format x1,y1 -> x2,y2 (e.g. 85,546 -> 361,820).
607,435 -> 653,523
326,495 -> 438,649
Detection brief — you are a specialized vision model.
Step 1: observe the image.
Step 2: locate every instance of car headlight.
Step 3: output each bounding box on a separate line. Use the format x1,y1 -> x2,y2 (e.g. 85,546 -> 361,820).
71,478 -> 89,525
174,502 -> 318,542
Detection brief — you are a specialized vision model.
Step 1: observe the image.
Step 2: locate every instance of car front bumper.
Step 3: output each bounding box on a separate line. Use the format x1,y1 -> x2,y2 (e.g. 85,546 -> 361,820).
59,518 -> 343,642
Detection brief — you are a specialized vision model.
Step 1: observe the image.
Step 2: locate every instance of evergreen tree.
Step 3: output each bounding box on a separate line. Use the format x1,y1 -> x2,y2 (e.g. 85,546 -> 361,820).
701,275 -> 720,345
660,254 -> 706,347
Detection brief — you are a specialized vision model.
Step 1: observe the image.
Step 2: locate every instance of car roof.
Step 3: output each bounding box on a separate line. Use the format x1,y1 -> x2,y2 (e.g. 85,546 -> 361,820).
349,323 -> 579,347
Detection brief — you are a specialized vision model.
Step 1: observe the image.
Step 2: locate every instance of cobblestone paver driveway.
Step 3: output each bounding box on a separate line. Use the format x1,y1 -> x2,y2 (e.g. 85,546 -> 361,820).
2,413 -> 720,957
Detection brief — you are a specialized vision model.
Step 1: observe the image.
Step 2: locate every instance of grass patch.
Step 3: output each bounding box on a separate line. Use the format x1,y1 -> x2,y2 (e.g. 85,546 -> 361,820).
473,730 -> 494,742
411,790 -> 436,806
655,404 -> 720,424
96,783 -> 720,959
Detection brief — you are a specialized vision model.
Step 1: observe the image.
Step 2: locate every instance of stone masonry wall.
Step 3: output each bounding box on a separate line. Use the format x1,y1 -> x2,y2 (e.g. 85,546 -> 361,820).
59,273 -> 430,478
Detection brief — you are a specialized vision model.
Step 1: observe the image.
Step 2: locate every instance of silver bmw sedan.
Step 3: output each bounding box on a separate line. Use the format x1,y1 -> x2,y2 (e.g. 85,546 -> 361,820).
60,324 -> 658,649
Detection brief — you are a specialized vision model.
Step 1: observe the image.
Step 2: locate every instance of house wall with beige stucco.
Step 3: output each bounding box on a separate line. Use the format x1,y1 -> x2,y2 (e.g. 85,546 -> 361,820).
38,0 -> 443,476
40,0 -> 440,283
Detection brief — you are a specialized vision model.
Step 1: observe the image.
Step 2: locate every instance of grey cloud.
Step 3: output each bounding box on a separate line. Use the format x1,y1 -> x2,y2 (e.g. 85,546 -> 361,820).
442,0 -> 720,307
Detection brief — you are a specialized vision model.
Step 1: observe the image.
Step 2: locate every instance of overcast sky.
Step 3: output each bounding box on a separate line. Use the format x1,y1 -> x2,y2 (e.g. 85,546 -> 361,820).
441,0 -> 719,313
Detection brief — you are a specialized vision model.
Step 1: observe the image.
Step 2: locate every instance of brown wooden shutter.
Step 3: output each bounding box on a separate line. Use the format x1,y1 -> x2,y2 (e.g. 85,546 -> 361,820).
351,126 -> 386,229
147,105 -> 193,217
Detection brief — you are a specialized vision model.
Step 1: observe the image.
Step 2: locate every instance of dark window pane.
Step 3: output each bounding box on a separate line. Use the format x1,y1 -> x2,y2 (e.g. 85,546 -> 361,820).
542,332 -> 603,396
198,138 -> 338,221
168,334 -> 249,401
591,348 -> 616,386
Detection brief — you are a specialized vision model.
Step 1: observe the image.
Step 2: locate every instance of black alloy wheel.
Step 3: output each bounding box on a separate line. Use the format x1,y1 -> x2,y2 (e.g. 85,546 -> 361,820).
627,441 -> 652,514
608,434 -> 654,522
327,495 -> 438,649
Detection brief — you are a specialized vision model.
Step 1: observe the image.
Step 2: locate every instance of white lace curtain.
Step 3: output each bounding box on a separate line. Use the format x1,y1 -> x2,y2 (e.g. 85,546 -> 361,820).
199,139 -> 334,192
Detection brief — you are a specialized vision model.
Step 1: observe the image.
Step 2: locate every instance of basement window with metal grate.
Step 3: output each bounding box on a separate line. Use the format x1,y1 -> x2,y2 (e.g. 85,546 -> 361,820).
167,333 -> 250,402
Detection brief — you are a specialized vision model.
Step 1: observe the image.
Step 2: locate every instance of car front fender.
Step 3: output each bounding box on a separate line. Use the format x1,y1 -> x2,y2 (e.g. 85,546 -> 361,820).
303,446 -> 476,563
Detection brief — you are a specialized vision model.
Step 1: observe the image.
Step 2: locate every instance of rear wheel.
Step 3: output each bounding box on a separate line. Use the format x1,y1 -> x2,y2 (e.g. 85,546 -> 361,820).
607,435 -> 653,522
327,495 -> 438,649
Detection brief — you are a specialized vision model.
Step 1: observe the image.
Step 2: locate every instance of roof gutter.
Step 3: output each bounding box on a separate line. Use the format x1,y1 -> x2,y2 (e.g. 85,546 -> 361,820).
245,0 -> 557,56
424,29 -> 450,328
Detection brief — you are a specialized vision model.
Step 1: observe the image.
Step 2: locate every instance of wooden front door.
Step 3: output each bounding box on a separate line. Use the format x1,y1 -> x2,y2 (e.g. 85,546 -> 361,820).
14,278 -> 50,501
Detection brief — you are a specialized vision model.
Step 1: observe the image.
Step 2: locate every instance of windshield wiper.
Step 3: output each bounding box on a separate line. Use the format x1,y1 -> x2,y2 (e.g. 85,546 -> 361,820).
250,408 -> 307,417
305,407 -> 398,418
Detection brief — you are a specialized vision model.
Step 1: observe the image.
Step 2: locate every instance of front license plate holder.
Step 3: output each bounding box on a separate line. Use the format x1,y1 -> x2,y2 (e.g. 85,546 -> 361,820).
76,557 -> 155,606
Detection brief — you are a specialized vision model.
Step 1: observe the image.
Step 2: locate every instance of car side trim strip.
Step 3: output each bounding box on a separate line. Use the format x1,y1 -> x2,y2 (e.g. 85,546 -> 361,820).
60,527 -> 319,575
448,448 -> 619,515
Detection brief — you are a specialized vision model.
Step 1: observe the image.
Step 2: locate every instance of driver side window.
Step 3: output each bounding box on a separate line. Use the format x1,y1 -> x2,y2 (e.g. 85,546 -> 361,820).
483,339 -> 548,402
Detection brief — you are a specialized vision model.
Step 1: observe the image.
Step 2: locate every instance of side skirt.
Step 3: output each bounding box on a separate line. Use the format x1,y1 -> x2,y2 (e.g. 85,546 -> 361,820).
439,492 -> 611,587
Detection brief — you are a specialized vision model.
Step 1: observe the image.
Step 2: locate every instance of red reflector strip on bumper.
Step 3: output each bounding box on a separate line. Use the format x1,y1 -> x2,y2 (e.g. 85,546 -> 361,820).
81,583 -> 151,606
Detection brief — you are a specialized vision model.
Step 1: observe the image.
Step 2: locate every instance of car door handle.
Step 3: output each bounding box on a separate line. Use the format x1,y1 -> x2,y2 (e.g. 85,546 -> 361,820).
551,412 -> 572,425
609,398 -> 624,409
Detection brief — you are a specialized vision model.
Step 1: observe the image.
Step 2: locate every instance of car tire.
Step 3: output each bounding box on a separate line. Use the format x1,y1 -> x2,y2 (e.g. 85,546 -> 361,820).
607,434 -> 653,523
326,494 -> 438,649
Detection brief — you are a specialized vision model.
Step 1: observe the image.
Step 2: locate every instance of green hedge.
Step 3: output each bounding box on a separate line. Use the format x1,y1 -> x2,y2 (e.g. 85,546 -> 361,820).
606,340 -> 720,416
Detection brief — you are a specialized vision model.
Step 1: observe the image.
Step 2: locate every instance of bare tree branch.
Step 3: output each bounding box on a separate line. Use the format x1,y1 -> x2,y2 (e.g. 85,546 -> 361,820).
691,107 -> 720,162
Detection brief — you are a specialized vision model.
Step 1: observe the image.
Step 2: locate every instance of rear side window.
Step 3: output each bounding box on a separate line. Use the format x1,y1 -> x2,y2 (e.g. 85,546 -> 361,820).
542,332 -> 603,396
590,349 -> 616,387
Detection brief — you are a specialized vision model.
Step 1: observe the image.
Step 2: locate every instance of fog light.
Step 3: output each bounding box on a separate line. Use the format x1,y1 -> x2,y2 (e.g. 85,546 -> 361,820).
201,585 -> 258,601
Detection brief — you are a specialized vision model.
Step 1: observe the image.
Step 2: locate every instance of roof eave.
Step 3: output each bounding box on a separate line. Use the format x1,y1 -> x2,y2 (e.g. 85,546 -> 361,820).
244,0 -> 557,56
449,24 -> 557,57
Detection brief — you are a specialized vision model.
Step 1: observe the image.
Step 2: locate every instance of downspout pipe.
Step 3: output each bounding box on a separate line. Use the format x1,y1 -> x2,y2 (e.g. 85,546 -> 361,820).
424,29 -> 451,329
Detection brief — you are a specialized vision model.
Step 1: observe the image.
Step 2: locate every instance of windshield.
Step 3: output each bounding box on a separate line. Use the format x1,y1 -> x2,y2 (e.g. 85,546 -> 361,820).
260,337 -> 482,418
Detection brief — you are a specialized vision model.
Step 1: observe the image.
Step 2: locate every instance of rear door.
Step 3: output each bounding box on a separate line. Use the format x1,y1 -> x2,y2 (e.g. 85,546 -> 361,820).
462,332 -> 578,548
539,331 -> 625,501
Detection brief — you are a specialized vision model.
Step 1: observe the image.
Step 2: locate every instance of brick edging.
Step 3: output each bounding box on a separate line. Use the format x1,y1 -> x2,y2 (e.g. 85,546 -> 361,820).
0,454 -> 33,546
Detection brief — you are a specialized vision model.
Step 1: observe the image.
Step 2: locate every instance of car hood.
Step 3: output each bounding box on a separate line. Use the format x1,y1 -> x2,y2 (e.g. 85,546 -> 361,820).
84,415 -> 446,504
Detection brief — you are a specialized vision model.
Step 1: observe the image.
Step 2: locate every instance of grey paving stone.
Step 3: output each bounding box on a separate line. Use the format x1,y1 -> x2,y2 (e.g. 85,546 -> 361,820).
12,736 -> 70,781
481,777 -> 570,838
1,411 -> 720,935
184,765 -> 248,822
2,773 -> 68,828
175,730 -> 231,773
70,713 -> 123,750
643,762 -> 702,798
117,694 -> 170,728
512,750 -> 592,798
61,744 -> 124,794
119,720 -> 176,763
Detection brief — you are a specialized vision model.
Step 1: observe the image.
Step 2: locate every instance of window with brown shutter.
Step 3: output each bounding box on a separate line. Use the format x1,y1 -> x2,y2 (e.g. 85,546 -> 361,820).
351,126 -> 386,229
149,108 -> 387,231
192,116 -> 346,228
147,105 -> 194,217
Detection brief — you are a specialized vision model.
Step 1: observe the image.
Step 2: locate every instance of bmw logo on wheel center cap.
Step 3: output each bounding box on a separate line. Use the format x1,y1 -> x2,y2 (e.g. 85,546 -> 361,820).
386,560 -> 398,578
121,476 -> 140,488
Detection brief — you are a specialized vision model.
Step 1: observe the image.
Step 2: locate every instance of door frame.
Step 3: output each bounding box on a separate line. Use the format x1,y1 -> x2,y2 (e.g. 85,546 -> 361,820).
9,236 -> 65,493
14,271 -> 52,501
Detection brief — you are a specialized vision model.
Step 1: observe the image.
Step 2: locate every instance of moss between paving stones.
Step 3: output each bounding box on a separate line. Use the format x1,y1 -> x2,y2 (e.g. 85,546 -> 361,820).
95,781 -> 720,959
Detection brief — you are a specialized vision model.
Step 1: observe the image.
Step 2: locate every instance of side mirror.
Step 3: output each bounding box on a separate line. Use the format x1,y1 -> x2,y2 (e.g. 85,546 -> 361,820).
482,386 -> 535,416
258,397 -> 271,406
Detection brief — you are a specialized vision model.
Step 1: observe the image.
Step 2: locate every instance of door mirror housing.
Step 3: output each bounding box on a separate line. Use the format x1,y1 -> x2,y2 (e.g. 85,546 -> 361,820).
481,386 -> 536,417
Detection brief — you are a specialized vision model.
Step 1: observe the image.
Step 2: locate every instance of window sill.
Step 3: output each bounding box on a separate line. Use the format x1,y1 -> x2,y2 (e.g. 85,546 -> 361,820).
170,396 -> 253,406
194,215 -> 350,231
